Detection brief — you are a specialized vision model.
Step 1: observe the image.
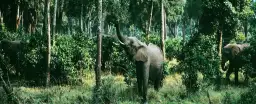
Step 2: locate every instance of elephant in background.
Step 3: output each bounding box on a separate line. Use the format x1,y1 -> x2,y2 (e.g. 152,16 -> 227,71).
114,22 -> 164,104
221,43 -> 251,84
0,39 -> 29,79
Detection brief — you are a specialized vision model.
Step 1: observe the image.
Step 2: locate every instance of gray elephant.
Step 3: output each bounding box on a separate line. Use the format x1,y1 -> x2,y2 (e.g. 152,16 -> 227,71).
221,43 -> 251,84
114,23 -> 164,104
0,39 -> 28,78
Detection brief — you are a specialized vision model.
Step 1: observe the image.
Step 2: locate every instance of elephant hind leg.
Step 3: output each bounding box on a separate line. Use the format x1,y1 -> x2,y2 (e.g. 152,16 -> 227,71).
154,73 -> 162,91
154,79 -> 160,91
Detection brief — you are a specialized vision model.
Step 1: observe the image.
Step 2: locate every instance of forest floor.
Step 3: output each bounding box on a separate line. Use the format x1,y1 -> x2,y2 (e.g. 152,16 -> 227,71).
0,71 -> 253,104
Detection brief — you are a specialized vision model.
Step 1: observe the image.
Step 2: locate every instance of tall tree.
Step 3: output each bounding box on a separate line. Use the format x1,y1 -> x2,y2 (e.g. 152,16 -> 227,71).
161,0 -> 165,59
146,0 -> 154,39
52,0 -> 58,46
80,0 -> 84,32
16,0 -> 21,31
44,0 -> 51,87
95,0 -> 102,89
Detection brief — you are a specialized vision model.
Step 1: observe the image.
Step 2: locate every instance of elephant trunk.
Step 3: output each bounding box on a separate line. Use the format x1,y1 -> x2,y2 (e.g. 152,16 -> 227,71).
114,22 -> 126,44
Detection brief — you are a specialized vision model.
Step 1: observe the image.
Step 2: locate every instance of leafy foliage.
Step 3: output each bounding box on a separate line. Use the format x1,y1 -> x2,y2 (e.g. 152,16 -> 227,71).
178,35 -> 220,92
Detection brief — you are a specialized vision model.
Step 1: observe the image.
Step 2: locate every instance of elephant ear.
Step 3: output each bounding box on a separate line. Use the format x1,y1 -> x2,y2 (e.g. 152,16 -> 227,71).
231,45 -> 241,58
134,46 -> 148,62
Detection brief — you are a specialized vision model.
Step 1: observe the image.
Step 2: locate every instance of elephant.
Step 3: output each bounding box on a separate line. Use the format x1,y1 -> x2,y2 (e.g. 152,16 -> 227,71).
221,43 -> 251,84
0,39 -> 28,79
114,22 -> 164,104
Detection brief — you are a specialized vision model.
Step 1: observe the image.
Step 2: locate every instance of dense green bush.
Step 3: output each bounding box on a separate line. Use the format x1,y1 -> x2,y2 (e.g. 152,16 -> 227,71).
0,31 -> 97,85
51,34 -> 96,84
178,35 -> 220,92
165,37 -> 183,60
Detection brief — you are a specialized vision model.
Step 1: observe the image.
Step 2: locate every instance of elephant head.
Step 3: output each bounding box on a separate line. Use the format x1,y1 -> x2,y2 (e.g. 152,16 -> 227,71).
221,44 -> 248,71
114,23 -> 148,62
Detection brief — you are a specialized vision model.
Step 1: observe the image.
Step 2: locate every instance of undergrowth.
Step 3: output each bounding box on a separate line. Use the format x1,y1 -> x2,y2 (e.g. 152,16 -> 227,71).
0,71 -> 252,104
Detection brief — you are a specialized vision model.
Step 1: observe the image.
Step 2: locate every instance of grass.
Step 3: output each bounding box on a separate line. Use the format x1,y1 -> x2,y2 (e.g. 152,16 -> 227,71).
0,72 -> 252,104
0,60 -> 254,104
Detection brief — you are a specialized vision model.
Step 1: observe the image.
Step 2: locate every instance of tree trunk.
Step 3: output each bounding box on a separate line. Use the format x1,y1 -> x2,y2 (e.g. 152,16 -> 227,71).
44,0 -> 51,87
57,0 -> 64,33
146,0 -> 154,39
16,0 -> 20,31
182,20 -> 186,45
218,29 -> 222,57
161,0 -> 165,60
244,19 -> 248,38
52,0 -> 58,46
164,8 -> 167,39
95,0 -> 102,89
1,75 -> 20,104
190,18 -> 193,36
80,0 -> 84,33
68,17 -> 72,35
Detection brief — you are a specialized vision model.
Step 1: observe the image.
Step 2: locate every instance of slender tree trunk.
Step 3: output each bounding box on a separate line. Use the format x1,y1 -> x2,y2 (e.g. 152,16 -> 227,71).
164,9 -> 167,39
68,17 -> 72,35
190,18 -> 193,36
57,0 -> 64,33
80,0 -> 84,33
146,0 -> 154,39
218,29 -> 222,57
244,19 -> 248,38
16,0 -> 20,31
95,0 -> 102,89
44,0 -> 51,87
52,0 -> 58,46
182,20 -> 186,45
161,0 -> 165,60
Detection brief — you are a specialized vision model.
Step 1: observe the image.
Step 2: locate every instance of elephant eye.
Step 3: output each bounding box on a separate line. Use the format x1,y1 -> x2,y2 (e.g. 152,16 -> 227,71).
130,40 -> 134,46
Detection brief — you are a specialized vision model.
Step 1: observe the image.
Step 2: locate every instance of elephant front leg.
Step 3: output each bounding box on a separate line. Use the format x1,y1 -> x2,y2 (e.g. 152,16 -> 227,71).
136,71 -> 143,97
226,66 -> 233,83
142,63 -> 149,104
234,68 -> 239,85
136,61 -> 149,104
136,62 -> 143,98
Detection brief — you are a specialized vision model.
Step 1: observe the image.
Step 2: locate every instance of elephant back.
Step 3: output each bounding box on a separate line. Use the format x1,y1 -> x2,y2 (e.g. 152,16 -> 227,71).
147,43 -> 164,63
237,43 -> 250,51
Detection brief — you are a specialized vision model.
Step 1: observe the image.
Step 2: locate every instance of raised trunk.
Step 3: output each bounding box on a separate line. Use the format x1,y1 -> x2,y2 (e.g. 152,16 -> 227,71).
44,0 -> 51,87
114,23 -> 126,43
161,0 -> 165,60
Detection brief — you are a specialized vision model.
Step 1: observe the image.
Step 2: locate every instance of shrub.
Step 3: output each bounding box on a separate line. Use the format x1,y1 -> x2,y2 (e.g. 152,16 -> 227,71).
179,35 -> 220,92
165,37 -> 183,60
97,75 -> 132,103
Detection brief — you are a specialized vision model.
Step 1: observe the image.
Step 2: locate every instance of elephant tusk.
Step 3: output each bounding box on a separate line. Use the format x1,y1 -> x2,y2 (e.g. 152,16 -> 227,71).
118,40 -> 125,45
